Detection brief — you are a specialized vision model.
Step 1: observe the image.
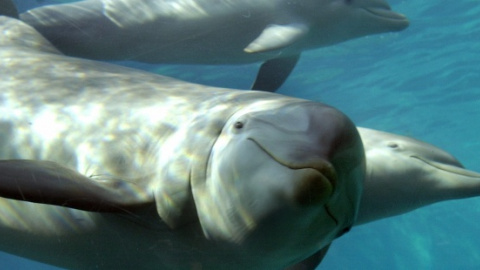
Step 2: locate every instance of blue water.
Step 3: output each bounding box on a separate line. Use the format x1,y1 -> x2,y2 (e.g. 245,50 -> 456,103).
4,0 -> 480,269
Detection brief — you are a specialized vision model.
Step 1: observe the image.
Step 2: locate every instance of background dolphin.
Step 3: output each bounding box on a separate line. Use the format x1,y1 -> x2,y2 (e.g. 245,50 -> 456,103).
356,127 -> 480,225
18,0 -> 409,91
0,14 -> 365,269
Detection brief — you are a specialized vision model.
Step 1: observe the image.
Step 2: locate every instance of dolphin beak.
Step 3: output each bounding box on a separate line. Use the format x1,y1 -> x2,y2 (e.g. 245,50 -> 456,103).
196,102 -> 364,243
360,0 -> 410,31
250,136 -> 338,206
411,156 -> 480,178
245,103 -> 361,205
364,7 -> 408,21
408,155 -> 480,201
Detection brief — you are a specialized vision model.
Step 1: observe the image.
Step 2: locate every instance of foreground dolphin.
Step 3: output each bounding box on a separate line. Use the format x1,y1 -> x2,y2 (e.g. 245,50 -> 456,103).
356,128 -> 480,225
0,9 -> 479,270
0,15 -> 365,269
19,0 -> 409,91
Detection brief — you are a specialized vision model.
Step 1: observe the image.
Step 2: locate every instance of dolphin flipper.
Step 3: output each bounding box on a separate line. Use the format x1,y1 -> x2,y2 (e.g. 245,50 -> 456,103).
0,160 -> 153,212
0,0 -> 18,18
251,54 -> 300,92
244,23 -> 308,53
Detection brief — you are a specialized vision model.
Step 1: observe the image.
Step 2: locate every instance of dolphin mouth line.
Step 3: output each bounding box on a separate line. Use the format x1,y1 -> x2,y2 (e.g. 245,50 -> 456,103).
324,205 -> 339,226
410,155 -> 480,177
247,138 -> 315,170
363,7 -> 408,22
247,138 -> 299,169
247,138 -> 337,185
251,135 -> 341,227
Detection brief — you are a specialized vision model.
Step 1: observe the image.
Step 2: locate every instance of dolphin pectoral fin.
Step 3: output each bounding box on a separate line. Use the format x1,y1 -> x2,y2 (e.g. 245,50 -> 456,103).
284,245 -> 330,270
0,0 -> 18,18
244,23 -> 308,53
0,160 -> 153,213
251,54 -> 300,92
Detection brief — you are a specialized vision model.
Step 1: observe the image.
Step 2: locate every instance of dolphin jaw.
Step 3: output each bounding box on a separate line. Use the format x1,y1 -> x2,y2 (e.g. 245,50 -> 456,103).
364,7 -> 407,20
410,155 -> 480,178
362,7 -> 409,29
247,137 -> 337,205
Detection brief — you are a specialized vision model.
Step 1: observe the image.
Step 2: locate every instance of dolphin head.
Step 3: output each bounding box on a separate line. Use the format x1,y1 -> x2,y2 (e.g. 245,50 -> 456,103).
356,127 -> 480,225
192,100 -> 365,266
301,0 -> 409,47
359,127 -> 463,167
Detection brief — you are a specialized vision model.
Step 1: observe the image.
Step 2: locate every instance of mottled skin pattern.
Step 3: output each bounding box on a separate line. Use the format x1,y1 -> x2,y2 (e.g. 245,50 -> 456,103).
0,16 -> 365,269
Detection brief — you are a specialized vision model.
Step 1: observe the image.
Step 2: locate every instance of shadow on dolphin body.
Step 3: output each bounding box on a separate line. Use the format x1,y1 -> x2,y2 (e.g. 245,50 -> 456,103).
18,0 -> 409,91
0,14 -> 365,269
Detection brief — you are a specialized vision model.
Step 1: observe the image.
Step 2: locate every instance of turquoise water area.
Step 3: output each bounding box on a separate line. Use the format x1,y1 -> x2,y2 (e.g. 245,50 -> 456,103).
3,0 -> 480,269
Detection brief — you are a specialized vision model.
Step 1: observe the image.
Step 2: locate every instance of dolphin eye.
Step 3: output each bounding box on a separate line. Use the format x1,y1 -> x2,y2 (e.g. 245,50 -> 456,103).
387,142 -> 399,148
234,121 -> 244,129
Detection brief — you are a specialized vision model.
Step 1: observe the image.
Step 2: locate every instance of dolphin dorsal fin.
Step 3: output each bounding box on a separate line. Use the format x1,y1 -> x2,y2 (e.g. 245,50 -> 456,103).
0,15 -> 61,54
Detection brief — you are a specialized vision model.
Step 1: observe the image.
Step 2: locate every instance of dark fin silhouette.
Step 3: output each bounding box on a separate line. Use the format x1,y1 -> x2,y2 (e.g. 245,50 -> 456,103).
251,54 -> 300,92
0,0 -> 18,18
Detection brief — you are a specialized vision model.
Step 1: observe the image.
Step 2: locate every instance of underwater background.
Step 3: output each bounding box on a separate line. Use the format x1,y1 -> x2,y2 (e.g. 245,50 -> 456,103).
4,0 -> 480,269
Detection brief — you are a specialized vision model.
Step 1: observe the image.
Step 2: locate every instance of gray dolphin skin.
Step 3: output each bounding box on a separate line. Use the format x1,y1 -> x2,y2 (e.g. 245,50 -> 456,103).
0,15 -> 365,269
356,127 -> 480,225
19,0 -> 409,91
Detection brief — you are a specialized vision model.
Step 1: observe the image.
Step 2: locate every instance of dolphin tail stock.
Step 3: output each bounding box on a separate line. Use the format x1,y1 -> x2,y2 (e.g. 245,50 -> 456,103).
0,0 -> 18,18
0,159 -> 154,213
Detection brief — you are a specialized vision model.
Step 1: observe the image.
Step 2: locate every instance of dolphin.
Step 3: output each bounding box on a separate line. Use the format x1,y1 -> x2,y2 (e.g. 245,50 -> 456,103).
1,7 -> 479,269
356,127 -> 480,225
0,14 -> 365,269
18,0 -> 409,91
